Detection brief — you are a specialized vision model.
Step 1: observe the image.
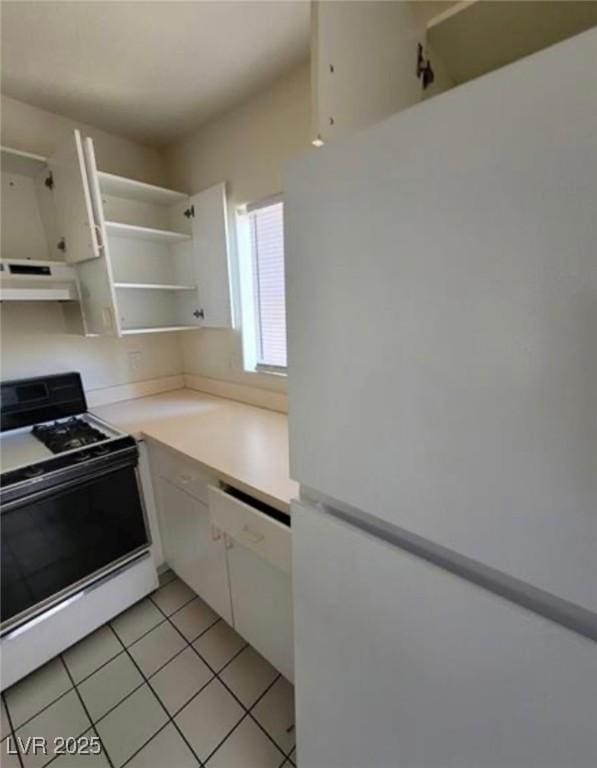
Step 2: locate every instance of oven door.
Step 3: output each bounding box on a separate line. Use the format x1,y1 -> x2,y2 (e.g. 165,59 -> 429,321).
1,459 -> 149,630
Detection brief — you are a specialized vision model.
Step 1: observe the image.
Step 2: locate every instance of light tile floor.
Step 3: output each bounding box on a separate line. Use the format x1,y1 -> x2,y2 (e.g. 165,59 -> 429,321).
1,571 -> 296,768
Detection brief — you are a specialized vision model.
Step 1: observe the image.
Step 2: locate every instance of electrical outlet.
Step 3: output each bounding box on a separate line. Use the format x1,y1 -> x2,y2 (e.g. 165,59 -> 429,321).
128,350 -> 143,373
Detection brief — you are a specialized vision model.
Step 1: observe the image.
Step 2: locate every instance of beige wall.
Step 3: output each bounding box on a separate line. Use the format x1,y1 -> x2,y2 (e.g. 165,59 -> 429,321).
2,62 -> 309,395
1,95 -> 165,184
166,63 -> 311,393
1,95 -> 184,392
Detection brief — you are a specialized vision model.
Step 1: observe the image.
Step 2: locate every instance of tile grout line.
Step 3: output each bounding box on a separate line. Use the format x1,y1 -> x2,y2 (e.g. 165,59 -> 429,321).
4,602 -> 171,736
119,585 -> 290,763
2,691 -> 25,768
149,588 -> 291,761
5,578 -> 293,766
201,711 -> 253,766
67,609 -> 227,739
5,683 -> 75,736
245,676 -> 297,761
118,721 -> 179,768
4,593 -> 211,765
58,655 -> 117,768
149,587 -> 198,618
106,621 -> 206,767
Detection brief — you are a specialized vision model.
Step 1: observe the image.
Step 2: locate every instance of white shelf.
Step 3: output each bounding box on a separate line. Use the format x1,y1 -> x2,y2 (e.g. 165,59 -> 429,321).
98,171 -> 187,205
121,325 -> 198,335
1,146 -> 47,177
105,221 -> 191,244
427,0 -> 597,86
0,283 -> 78,301
114,282 -> 197,291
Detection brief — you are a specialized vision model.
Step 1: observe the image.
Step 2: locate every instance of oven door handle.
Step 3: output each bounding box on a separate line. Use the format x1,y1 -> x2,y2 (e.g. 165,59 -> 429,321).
0,455 -> 137,512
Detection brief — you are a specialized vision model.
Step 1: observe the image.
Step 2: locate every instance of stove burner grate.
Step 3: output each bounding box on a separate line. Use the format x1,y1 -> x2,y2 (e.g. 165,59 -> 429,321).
32,417 -> 108,454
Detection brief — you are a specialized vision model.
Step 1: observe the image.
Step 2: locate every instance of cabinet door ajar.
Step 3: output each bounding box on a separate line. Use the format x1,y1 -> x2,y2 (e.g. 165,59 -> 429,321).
190,182 -> 234,329
157,477 -> 233,624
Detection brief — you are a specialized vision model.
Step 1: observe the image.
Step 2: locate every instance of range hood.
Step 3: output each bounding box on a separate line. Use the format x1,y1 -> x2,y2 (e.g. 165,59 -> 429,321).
0,259 -> 80,301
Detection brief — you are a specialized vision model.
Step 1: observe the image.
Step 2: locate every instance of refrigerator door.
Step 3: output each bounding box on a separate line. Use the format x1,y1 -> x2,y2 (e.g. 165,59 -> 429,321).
285,28 -> 597,611
292,501 -> 597,768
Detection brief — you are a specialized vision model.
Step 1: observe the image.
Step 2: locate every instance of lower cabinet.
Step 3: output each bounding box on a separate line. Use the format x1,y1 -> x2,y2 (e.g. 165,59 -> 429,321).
148,442 -> 294,680
156,476 -> 233,625
227,542 -> 294,682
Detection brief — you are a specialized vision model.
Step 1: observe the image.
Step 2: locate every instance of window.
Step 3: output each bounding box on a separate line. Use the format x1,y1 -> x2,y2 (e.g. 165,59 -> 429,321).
239,198 -> 287,373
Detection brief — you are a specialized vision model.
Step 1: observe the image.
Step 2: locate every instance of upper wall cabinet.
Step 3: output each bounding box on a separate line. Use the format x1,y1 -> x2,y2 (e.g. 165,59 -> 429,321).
48,130 -> 102,264
312,0 -> 597,144
1,146 -> 61,263
86,134 -> 233,336
0,146 -> 81,303
46,129 -> 234,336
311,1 -> 425,144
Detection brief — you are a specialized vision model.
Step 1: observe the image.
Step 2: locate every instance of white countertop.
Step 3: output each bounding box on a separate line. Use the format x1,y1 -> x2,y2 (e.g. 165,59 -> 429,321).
92,388 -> 298,513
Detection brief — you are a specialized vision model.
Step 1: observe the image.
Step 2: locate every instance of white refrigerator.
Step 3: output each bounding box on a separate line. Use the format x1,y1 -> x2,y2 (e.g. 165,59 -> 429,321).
285,27 -> 597,768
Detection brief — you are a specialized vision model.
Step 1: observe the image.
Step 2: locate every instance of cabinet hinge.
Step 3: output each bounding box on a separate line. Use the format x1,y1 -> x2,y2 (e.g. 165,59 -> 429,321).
416,43 -> 434,90
184,205 -> 195,219
44,172 -> 54,190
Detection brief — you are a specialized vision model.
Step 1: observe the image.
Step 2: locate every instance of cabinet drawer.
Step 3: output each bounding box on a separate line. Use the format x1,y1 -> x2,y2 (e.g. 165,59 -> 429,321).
208,486 -> 291,574
153,447 -> 213,504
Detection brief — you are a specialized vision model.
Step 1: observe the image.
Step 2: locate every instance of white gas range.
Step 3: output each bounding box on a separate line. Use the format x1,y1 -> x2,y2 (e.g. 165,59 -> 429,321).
0,372 -> 158,690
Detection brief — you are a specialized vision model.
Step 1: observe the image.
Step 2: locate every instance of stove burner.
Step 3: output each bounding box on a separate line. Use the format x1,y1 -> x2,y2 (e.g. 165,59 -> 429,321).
32,417 -> 109,455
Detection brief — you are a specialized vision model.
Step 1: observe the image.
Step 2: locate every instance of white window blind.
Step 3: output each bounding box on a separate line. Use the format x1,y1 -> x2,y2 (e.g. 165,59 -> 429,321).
249,201 -> 287,370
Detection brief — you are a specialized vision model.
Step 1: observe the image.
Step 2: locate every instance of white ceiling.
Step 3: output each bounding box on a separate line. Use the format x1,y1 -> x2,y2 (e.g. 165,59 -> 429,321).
1,1 -> 310,147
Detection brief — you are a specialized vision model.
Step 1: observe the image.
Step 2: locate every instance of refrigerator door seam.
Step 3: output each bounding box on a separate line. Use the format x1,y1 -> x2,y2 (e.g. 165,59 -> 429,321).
297,496 -> 597,643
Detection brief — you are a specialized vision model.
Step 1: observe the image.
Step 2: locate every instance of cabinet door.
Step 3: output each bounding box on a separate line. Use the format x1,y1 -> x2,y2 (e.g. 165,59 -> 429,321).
78,136 -> 121,336
312,1 -> 423,143
227,539 -> 294,681
190,183 -> 233,328
157,477 -> 233,624
48,129 -> 101,263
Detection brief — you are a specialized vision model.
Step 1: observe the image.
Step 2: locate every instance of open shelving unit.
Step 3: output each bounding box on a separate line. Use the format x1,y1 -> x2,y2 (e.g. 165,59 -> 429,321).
37,129 -> 233,336
80,134 -> 210,335
97,170 -> 188,205
113,282 -> 196,291
104,220 -> 191,244
1,145 -> 47,177
121,325 -> 198,336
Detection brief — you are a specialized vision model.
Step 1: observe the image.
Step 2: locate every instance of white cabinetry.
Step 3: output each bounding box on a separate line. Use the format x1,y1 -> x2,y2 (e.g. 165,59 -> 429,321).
149,444 -> 233,624
1,146 -> 60,262
227,544 -> 294,682
149,442 -> 293,680
312,1 -> 597,144
44,129 -> 233,336
156,479 -> 233,624
85,134 -> 233,335
0,146 -> 81,304
311,1 -> 424,144
209,486 -> 294,681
